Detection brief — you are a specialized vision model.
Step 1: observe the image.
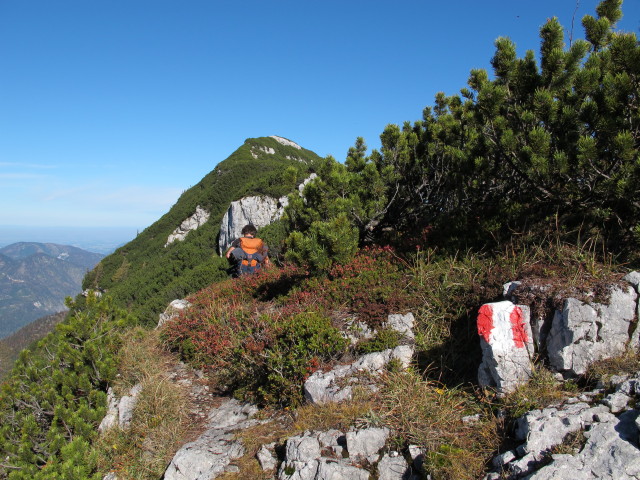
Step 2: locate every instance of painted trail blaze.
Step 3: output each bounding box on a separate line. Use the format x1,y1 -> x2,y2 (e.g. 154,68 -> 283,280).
509,306 -> 528,348
477,304 -> 494,343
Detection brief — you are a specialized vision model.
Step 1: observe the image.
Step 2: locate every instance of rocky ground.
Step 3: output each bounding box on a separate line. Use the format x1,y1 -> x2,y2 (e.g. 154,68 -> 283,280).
100,272 -> 640,480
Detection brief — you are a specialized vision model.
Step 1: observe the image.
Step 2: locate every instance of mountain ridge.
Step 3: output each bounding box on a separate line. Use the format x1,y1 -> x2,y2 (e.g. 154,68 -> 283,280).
82,136 -> 323,323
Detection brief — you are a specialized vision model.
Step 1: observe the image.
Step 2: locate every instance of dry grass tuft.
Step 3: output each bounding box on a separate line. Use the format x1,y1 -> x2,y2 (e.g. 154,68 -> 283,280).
585,349 -> 640,388
373,370 -> 498,480
499,367 -> 573,419
95,327 -> 193,479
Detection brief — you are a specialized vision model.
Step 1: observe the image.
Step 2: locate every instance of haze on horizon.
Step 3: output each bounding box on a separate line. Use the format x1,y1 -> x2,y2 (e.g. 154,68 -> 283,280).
1,0 -> 638,232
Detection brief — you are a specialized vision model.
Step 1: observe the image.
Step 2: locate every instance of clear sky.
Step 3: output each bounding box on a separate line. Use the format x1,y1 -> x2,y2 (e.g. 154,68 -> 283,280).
1,0 -> 638,230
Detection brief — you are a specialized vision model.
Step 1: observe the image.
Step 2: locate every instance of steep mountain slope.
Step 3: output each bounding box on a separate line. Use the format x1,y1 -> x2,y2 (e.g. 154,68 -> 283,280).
0,243 -> 103,338
0,311 -> 66,380
83,136 -> 322,324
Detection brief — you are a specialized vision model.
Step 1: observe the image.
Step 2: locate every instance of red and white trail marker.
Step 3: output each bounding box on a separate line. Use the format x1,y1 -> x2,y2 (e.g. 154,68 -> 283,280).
477,301 -> 534,394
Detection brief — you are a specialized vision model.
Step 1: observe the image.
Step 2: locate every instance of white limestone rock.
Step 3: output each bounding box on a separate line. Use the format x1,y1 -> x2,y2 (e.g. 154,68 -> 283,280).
165,205 -> 210,247
98,383 -> 143,433
163,398 -> 259,480
315,460 -> 369,480
98,387 -> 119,433
378,453 -> 411,480
158,299 -> 192,329
525,410 -> 640,480
346,427 -> 389,464
623,272 -> 640,350
270,136 -> 302,149
515,402 -> 610,459
303,345 -> 414,405
218,174 -> 319,254
257,443 -> 278,471
547,285 -> 637,376
383,313 -> 415,341
341,319 -> 376,345
218,195 -> 286,253
118,383 -> 143,427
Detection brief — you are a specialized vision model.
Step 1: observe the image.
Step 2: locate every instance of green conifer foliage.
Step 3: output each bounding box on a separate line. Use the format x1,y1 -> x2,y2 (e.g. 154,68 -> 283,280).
0,294 -> 134,478
286,0 -> 638,259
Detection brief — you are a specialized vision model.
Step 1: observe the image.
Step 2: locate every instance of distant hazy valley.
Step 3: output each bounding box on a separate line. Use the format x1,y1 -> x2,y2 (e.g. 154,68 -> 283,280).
0,242 -> 104,338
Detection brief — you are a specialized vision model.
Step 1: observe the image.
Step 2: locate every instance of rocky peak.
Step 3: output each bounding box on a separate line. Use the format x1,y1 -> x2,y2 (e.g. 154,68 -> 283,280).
270,135 -> 302,149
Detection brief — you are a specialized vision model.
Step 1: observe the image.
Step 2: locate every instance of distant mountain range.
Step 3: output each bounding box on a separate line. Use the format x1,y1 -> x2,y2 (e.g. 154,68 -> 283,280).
0,226 -> 137,254
0,242 -> 104,338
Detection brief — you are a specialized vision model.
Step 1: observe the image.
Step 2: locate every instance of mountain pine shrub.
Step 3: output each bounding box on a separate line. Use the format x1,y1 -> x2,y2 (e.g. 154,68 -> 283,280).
0,294 -> 134,479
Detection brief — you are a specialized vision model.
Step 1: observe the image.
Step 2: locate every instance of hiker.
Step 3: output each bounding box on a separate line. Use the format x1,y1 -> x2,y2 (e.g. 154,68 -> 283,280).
225,224 -> 270,276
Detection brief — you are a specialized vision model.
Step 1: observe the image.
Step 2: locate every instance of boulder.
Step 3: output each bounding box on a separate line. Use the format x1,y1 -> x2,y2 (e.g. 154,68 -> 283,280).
158,299 -> 192,329
98,384 -> 143,433
477,301 -> 534,394
377,453 -> 412,480
165,205 -> 210,247
547,285 -> 637,376
257,443 -> 278,471
345,427 -> 389,463
315,460 -> 369,480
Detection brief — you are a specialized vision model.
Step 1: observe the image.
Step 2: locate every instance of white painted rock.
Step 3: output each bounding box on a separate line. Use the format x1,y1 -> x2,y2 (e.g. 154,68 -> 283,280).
477,301 -> 534,394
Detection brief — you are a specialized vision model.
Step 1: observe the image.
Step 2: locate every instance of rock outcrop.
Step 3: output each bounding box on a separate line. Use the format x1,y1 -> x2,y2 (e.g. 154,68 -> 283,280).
158,299 -> 192,329
270,136 -> 302,149
218,196 -> 286,253
303,345 -> 414,405
165,206 -> 210,247
217,174 -> 318,254
479,272 -> 640,393
485,372 -> 640,479
547,285 -> 637,376
163,398 -> 260,480
98,384 -> 143,433
304,313 -> 415,405
275,427 -> 421,480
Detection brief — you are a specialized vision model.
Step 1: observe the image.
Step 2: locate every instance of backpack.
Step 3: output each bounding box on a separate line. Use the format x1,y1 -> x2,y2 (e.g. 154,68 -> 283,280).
231,237 -> 265,276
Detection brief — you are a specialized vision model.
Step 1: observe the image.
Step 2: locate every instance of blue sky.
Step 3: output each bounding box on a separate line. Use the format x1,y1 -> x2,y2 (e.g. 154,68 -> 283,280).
1,0 -> 638,231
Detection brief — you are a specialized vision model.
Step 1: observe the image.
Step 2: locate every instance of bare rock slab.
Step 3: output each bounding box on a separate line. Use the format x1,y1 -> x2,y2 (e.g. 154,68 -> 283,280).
526,409 -> 640,480
163,398 -> 258,480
